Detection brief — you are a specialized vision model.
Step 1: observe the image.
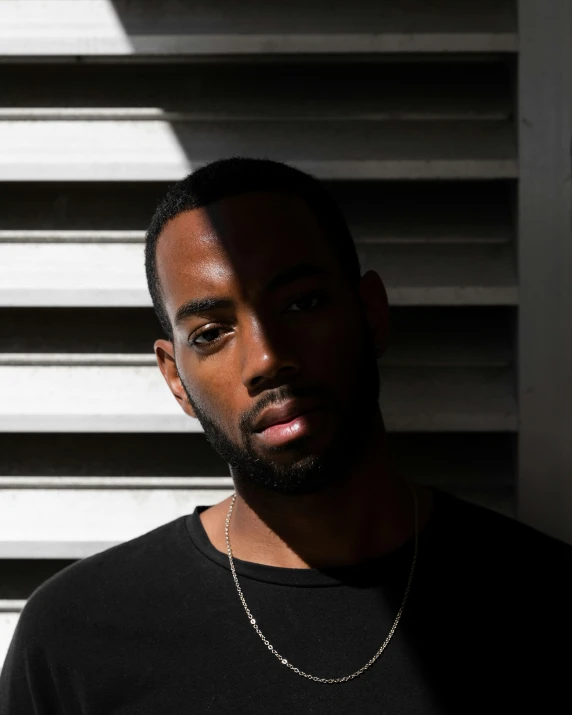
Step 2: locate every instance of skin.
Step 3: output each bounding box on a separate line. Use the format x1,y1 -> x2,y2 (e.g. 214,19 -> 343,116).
154,191 -> 433,569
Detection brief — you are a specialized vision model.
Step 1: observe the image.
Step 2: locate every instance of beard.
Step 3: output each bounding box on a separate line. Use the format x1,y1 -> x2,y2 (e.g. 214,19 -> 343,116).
178,330 -> 380,496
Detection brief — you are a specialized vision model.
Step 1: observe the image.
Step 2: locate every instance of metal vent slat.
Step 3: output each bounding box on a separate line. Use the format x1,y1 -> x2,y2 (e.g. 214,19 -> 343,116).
0,120 -> 516,182
0,305 -> 515,362
0,0 -> 517,56
0,484 -> 233,559
0,364 -> 516,433
0,242 -> 516,307
0,63 -> 512,119
0,181 -> 513,234
0,607 -> 21,664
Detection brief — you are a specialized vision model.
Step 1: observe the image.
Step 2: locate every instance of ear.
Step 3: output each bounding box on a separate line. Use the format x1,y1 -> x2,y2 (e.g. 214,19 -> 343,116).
357,270 -> 390,358
154,339 -> 197,419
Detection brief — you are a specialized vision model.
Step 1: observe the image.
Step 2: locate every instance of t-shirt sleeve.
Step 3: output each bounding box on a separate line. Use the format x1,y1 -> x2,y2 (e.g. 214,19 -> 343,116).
0,598 -> 65,714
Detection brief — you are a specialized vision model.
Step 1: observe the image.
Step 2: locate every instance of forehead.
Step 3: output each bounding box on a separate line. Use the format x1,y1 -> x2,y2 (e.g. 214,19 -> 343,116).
156,191 -> 339,309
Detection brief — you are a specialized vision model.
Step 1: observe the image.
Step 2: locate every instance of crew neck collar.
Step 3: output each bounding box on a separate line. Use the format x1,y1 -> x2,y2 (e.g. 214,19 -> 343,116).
184,489 -> 445,587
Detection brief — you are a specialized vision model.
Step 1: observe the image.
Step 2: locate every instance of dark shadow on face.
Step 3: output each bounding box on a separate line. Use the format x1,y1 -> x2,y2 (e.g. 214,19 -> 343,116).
156,190 -> 385,496
181,327 -> 380,495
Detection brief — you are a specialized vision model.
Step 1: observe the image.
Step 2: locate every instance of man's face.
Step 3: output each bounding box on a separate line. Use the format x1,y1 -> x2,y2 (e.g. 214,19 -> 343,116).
154,191 -> 388,495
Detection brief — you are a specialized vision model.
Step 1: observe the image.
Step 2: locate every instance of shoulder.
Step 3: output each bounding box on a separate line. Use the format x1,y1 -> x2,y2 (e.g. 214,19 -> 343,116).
434,490 -> 572,584
15,516 -> 190,643
1,516 -> 197,705
439,490 -> 571,547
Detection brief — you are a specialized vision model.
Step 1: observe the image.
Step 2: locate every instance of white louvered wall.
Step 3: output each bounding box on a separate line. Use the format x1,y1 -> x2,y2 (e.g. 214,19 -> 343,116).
0,0 -> 521,663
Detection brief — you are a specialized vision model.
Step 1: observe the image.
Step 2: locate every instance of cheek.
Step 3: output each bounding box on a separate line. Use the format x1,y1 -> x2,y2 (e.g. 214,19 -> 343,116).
299,310 -> 361,383
181,359 -> 244,434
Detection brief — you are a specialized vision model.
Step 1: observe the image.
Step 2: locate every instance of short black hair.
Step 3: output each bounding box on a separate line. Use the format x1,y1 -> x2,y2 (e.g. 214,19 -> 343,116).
145,157 -> 361,339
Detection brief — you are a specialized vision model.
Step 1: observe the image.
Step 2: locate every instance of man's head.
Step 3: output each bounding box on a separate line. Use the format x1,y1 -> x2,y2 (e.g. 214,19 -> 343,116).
146,158 -> 389,496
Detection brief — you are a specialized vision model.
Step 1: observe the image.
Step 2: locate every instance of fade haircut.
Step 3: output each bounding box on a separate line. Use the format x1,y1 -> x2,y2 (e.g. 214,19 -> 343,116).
145,157 -> 361,339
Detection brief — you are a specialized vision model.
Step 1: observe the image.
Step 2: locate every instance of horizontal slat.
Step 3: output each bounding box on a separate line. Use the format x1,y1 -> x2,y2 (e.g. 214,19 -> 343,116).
359,245 -> 517,305
333,189 -> 513,245
0,308 -> 516,366
386,309 -> 514,367
0,307 -> 162,354
0,243 -> 146,307
0,476 -> 233,488
0,106 -> 509,122
0,339 -> 513,369
0,243 -> 517,307
0,62 -> 512,120
0,181 -> 514,244
0,475 -> 515,560
381,367 -> 516,432
0,306 -> 516,359
0,432 -> 515,483
0,218 -> 512,245
0,604 -> 22,664
0,181 -> 515,236
0,600 -> 25,612
1,108 -> 512,122
0,432 -> 226,477
390,432 -> 515,488
0,231 -> 145,243
0,0 -> 517,56
0,486 -> 233,558
0,365 -> 517,433
0,472 -> 515,504
0,364 -> 199,433
0,120 -> 516,182
0,309 -> 515,368
0,354 -> 157,367
0,484 -> 516,561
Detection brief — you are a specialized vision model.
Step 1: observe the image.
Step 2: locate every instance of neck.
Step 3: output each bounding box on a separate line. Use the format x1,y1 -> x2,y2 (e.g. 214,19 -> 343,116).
200,412 -> 433,569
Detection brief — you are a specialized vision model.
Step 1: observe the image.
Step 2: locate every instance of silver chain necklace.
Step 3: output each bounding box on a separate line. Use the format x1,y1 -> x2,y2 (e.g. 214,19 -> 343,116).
224,484 -> 419,684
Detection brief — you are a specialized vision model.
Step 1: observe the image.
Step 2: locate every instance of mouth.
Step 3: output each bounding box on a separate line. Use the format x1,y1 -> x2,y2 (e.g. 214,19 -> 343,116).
253,403 -> 330,448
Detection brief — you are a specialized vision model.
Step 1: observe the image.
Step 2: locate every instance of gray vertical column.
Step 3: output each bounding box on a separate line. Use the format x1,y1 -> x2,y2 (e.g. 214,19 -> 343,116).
518,0 -> 572,542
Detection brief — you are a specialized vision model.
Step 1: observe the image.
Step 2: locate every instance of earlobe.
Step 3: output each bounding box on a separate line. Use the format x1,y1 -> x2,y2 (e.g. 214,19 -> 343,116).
153,339 -> 197,419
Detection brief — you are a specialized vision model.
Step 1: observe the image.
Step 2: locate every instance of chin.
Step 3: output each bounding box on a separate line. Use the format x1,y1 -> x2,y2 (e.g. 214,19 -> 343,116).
236,467 -> 344,497
234,442 -> 352,497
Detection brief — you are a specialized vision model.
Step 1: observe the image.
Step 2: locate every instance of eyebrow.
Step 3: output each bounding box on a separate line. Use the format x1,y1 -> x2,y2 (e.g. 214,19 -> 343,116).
174,297 -> 234,326
174,263 -> 327,326
265,263 -> 328,293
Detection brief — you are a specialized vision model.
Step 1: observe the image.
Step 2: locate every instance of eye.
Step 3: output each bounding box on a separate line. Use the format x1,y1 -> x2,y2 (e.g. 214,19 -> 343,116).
190,326 -> 226,348
287,292 -> 323,312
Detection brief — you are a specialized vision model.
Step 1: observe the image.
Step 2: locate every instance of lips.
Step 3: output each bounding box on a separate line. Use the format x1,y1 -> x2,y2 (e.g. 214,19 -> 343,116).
252,399 -> 326,433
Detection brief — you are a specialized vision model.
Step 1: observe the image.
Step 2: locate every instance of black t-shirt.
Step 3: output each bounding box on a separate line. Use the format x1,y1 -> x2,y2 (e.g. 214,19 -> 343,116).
1,490 -> 571,714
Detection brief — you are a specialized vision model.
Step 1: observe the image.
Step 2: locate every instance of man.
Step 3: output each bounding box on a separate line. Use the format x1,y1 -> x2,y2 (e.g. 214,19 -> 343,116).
1,158 -> 571,713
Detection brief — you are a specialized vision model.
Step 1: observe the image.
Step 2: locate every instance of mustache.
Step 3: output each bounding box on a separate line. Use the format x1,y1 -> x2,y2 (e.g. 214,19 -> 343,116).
239,385 -> 332,435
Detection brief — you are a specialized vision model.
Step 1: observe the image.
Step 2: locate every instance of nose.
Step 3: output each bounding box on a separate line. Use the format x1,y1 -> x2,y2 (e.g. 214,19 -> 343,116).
240,320 -> 301,393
